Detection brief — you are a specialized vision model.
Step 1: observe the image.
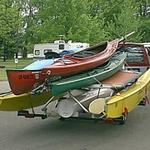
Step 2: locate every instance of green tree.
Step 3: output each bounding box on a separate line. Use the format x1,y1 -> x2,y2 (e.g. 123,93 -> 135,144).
103,1 -> 142,41
0,0 -> 23,60
1,0 -> 149,58
136,0 -> 150,41
32,0 -> 107,44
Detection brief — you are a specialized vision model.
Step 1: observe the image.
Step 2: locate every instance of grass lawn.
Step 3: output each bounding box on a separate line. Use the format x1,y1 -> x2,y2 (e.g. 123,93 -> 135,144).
0,59 -> 33,81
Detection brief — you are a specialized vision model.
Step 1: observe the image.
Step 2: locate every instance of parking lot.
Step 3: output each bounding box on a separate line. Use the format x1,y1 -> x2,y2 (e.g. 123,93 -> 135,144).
0,81 -> 150,150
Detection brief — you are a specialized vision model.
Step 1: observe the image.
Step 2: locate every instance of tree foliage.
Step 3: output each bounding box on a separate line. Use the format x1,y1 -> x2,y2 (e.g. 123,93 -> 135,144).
0,0 -> 149,59
105,1 -> 142,42
0,0 -> 23,60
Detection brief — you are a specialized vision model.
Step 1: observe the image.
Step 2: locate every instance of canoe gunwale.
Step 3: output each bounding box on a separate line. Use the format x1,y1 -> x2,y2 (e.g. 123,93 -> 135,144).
51,52 -> 127,96
105,69 -> 150,118
53,52 -> 126,85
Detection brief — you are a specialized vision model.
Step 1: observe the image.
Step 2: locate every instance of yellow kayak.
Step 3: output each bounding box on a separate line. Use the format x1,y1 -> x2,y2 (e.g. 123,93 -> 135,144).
0,92 -> 52,111
89,69 -> 150,119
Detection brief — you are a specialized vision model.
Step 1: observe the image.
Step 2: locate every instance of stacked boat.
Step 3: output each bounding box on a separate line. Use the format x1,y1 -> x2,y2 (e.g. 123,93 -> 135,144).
1,33 -> 150,124
7,39 -> 120,95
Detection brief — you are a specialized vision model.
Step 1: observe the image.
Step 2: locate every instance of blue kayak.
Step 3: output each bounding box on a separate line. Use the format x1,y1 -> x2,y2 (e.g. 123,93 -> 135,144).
23,59 -> 54,70
23,48 -> 84,70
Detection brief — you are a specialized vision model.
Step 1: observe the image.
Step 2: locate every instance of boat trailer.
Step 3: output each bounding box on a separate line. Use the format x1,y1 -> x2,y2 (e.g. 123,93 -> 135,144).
16,92 -> 149,125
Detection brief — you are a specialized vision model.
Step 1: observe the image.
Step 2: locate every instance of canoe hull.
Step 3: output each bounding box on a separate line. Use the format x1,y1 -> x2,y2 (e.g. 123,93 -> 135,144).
106,69 -> 150,118
6,59 -> 54,95
89,69 -> 150,119
57,70 -> 140,118
6,70 -> 46,95
51,52 -> 127,96
0,92 -> 52,111
42,39 -> 119,77
7,39 -> 119,95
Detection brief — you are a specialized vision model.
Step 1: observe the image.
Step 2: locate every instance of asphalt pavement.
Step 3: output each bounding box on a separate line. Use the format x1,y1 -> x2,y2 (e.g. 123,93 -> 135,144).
0,81 -> 150,150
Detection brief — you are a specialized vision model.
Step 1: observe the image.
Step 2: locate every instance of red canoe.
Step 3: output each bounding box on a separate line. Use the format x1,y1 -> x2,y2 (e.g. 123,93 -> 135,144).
42,39 -> 120,76
6,70 -> 47,95
7,39 -> 120,95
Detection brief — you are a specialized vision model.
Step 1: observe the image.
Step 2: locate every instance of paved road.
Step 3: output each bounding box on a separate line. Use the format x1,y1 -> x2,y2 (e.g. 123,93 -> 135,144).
0,82 -> 150,150
0,81 -> 10,93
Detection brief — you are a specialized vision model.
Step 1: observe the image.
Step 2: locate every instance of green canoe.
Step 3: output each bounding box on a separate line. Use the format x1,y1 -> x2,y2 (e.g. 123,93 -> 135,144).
50,52 -> 127,96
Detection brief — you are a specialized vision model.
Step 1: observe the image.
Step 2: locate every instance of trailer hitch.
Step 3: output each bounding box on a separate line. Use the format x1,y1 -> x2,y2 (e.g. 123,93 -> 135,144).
17,110 -> 47,119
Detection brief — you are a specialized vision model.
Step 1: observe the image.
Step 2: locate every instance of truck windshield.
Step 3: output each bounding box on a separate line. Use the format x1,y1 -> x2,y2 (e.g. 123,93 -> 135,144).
126,47 -> 144,62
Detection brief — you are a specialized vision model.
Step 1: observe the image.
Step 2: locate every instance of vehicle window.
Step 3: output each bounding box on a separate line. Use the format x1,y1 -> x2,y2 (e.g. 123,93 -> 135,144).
127,47 -> 143,53
44,49 -> 52,54
126,47 -> 144,62
146,47 -> 150,56
35,50 -> 40,55
59,44 -> 64,50
127,67 -> 140,72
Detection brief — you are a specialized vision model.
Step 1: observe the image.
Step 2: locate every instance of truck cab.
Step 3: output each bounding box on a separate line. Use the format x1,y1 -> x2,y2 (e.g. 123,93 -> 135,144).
124,43 -> 150,73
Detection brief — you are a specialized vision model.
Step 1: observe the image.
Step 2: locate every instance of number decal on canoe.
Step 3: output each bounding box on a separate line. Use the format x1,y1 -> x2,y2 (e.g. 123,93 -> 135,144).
18,74 -> 34,79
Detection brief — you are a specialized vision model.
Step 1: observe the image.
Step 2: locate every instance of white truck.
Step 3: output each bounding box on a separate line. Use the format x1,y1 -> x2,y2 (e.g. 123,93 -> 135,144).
33,40 -> 89,59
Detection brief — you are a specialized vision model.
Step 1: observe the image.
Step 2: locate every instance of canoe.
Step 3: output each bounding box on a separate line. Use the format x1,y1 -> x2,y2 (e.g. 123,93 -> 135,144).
23,59 -> 54,70
89,69 -> 150,119
6,69 -> 47,95
6,58 -> 56,95
42,39 -> 120,77
50,51 -> 127,96
7,39 -> 120,95
56,70 -> 140,118
0,91 -> 52,111
6,50 -> 79,95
